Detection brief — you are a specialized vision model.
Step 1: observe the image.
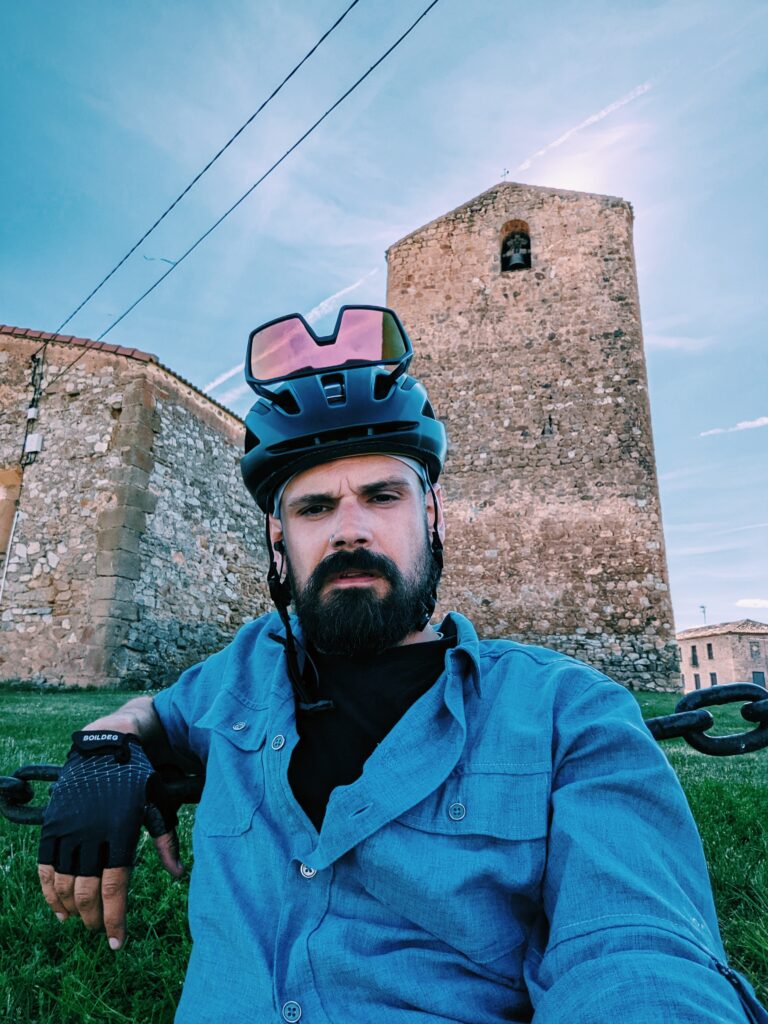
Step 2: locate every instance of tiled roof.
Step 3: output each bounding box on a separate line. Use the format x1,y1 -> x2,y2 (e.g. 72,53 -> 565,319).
0,324 -> 243,423
676,619 -> 768,640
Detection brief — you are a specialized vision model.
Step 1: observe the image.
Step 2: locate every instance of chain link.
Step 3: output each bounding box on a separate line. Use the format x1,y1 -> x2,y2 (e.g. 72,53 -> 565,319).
645,683 -> 768,756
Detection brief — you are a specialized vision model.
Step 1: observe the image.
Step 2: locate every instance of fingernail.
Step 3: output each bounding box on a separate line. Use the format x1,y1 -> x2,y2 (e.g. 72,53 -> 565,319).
55,912 -> 66,922
108,937 -> 121,951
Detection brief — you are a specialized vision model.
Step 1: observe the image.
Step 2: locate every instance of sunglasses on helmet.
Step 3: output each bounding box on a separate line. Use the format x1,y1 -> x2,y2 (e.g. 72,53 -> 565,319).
245,305 -> 413,397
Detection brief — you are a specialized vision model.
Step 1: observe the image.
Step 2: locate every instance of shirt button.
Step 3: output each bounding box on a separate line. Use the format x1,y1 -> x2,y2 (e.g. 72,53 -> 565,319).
300,863 -> 317,879
448,801 -> 466,821
271,734 -> 286,751
231,721 -> 247,732
282,1000 -> 302,1022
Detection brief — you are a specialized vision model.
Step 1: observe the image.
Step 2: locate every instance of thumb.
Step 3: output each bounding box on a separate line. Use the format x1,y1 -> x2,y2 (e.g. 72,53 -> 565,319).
152,829 -> 185,878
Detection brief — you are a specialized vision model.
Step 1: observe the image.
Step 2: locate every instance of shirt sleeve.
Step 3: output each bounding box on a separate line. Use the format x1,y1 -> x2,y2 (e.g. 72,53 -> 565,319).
152,648 -> 230,765
527,669 -> 767,1023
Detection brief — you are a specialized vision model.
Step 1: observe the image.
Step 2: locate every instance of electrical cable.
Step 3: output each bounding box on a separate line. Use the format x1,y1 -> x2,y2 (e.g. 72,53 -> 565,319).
44,0 -> 442,390
52,0 -> 363,337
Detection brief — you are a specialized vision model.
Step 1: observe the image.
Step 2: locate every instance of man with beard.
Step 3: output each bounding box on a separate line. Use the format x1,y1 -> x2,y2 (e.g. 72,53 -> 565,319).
37,307 -> 766,1023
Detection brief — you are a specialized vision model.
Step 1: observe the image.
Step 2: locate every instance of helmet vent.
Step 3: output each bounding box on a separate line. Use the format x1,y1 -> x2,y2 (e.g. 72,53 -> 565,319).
321,373 -> 346,406
268,421 -> 416,455
272,390 -> 301,415
373,373 -> 396,401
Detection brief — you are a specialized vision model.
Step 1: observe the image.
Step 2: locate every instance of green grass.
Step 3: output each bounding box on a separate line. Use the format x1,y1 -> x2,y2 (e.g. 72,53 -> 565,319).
1,689 -> 766,1021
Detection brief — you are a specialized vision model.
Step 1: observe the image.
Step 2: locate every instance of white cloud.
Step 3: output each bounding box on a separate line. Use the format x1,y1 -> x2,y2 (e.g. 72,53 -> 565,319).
517,81 -> 653,171
700,415 -> 768,437
735,598 -> 768,609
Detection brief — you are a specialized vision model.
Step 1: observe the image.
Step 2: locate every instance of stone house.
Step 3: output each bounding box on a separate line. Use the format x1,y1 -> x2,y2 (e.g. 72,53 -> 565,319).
2,180 -> 679,690
0,328 -> 268,687
677,620 -> 768,691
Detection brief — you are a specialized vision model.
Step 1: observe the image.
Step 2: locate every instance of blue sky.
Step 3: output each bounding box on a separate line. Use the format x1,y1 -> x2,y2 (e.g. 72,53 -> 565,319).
1,0 -> 766,630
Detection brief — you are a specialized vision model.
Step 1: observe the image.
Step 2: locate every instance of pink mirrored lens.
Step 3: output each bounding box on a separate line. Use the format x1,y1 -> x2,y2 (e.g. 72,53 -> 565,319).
249,309 -> 407,382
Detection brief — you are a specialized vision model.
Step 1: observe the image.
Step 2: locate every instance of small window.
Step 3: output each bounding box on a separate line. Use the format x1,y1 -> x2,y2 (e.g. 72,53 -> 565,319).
753,671 -> 766,687
681,673 -> 685,687
694,674 -> 701,689
690,645 -> 699,667
709,672 -> 717,686
706,643 -> 714,660
749,641 -> 761,659
500,219 -> 532,272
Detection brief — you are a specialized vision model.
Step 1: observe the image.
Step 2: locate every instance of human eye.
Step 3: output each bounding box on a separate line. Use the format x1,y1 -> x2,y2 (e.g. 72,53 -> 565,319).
369,491 -> 401,505
297,503 -> 331,517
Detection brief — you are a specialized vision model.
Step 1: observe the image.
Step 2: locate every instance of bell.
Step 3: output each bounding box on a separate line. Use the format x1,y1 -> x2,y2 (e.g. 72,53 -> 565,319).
507,251 -> 527,269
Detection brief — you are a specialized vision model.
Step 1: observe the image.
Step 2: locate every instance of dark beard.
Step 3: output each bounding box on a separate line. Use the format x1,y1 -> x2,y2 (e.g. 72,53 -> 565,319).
288,539 -> 441,657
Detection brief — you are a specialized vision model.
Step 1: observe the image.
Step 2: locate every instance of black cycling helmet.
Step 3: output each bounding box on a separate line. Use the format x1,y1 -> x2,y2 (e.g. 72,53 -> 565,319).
240,305 -> 447,513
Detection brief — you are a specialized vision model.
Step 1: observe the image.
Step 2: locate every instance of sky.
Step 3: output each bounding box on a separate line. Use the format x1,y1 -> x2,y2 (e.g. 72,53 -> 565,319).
1,0 -> 766,631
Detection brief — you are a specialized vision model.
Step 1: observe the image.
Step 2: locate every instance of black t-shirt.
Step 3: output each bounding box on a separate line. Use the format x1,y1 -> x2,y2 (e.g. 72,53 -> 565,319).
288,624 -> 456,831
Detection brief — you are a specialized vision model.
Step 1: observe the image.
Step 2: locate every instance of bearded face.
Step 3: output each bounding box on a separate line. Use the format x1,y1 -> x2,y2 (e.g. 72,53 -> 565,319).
288,533 -> 440,656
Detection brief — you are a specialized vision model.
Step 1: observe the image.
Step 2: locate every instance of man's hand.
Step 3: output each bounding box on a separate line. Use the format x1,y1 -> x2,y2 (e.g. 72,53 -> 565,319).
37,715 -> 184,950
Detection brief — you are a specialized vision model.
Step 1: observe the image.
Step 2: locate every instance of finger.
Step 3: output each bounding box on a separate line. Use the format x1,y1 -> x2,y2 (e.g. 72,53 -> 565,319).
52,872 -> 77,915
102,866 -> 131,950
74,875 -> 104,932
153,830 -> 185,878
38,863 -> 69,921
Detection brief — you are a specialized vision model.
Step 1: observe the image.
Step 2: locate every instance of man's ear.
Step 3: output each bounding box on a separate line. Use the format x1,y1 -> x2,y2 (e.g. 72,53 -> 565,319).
427,483 -> 446,545
267,515 -> 285,556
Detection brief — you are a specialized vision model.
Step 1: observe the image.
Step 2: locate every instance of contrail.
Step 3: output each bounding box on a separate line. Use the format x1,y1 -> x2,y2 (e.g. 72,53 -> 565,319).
203,268 -> 378,393
305,268 -> 378,325
517,81 -> 653,171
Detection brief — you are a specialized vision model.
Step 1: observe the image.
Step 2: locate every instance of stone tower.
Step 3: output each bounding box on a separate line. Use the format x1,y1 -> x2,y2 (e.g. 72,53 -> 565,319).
387,182 -> 678,690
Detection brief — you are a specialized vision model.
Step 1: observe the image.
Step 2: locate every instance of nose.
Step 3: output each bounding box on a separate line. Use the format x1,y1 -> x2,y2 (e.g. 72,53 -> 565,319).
329,501 -> 372,550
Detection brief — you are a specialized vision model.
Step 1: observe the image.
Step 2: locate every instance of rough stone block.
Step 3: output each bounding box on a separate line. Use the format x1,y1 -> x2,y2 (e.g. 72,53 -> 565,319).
97,506 -> 148,534
113,485 -> 158,514
96,549 -> 141,579
97,527 -> 141,553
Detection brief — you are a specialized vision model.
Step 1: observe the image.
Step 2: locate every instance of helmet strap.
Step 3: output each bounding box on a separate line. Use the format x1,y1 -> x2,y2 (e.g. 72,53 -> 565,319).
264,517 -> 333,713
415,482 -> 444,631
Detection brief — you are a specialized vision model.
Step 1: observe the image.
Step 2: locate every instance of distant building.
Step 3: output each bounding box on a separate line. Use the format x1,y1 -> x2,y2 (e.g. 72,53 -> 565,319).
676,620 -> 768,692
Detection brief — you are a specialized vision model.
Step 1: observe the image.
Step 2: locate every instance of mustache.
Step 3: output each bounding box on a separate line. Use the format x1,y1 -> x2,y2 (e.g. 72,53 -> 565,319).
308,548 -> 401,590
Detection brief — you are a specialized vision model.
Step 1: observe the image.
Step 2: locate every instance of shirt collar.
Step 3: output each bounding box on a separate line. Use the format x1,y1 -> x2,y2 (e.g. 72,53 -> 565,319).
438,611 -> 483,699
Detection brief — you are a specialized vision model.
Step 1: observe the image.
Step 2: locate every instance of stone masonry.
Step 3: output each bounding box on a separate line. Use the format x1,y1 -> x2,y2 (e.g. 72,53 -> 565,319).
387,182 -> 678,689
0,330 -> 268,687
2,180 -> 679,690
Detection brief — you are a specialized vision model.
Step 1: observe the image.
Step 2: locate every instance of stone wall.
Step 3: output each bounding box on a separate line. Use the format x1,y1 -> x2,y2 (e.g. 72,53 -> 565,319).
387,182 -> 679,689
0,332 -> 268,687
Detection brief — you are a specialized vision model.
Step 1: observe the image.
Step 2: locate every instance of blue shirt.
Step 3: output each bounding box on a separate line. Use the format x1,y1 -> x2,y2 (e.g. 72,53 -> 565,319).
153,611 -> 766,1023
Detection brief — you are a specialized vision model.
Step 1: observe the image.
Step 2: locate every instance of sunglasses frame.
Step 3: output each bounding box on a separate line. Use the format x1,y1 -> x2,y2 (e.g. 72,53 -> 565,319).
245,304 -> 414,397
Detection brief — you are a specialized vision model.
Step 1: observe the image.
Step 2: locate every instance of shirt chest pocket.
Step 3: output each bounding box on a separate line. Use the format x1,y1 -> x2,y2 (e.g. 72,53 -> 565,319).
194,705 -> 268,837
356,769 -> 550,966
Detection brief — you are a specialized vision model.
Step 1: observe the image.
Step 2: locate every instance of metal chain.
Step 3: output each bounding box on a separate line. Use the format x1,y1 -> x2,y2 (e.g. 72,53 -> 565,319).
644,683 -> 768,756
2,684 -> 766,826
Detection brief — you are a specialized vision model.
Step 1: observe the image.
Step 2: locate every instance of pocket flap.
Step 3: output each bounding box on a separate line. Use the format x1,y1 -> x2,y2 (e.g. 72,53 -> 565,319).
396,769 -> 550,841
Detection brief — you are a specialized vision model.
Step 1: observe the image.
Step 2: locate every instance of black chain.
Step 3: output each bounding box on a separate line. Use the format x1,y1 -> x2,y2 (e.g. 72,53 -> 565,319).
644,683 -> 768,756
2,684 -> 766,826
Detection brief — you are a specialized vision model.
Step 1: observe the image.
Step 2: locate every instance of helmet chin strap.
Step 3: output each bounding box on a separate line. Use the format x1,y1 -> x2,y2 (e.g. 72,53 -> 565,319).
265,517 -> 333,713
415,482 -> 444,631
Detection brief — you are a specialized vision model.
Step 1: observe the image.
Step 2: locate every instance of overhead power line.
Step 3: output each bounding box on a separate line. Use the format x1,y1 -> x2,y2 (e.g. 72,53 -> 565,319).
46,0 -> 442,390
52,0 -> 363,336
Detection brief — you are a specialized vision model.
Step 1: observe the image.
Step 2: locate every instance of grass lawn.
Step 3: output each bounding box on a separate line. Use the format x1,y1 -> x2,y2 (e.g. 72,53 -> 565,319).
1,687 -> 766,1022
